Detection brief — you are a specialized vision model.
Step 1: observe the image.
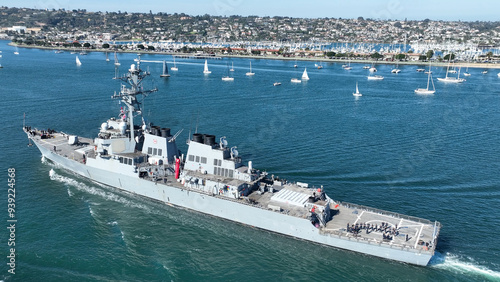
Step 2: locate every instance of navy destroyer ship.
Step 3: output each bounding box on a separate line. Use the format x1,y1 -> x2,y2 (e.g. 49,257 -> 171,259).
24,61 -> 440,266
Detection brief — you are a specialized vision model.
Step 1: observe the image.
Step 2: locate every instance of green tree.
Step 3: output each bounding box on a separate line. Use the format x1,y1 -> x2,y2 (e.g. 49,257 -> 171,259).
486,51 -> 493,59
83,42 -> 91,48
370,52 -> 383,59
137,44 -> 145,49
147,46 -> 155,51
443,53 -> 455,61
102,43 -> 110,49
426,50 -> 434,60
395,53 -> 406,60
326,51 -> 335,57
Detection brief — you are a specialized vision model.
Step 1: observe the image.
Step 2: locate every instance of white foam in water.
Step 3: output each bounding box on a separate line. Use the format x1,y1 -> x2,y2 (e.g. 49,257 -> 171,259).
88,206 -> 95,217
431,252 -> 500,280
48,170 -> 152,212
108,221 -> 118,226
67,188 -> 73,197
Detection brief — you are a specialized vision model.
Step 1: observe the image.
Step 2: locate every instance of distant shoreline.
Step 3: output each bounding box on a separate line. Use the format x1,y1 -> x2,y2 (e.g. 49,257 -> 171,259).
10,43 -> 500,70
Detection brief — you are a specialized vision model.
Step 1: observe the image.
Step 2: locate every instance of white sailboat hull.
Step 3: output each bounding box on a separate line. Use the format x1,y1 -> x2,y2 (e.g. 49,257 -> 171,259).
437,77 -> 465,83
414,89 -> 435,94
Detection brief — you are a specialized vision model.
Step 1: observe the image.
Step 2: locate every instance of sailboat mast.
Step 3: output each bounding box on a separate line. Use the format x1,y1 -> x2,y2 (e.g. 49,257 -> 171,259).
426,68 -> 431,89
445,54 -> 451,78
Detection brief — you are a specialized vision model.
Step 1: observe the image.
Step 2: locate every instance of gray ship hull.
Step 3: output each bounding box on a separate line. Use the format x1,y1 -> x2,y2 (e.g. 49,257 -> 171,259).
32,137 -> 433,266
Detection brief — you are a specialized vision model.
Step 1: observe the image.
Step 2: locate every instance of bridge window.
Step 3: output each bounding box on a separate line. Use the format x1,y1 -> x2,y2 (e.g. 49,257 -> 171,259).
157,149 -> 162,156
195,156 -> 200,163
148,147 -> 152,154
153,148 -> 157,155
201,157 -> 207,164
188,155 -> 194,161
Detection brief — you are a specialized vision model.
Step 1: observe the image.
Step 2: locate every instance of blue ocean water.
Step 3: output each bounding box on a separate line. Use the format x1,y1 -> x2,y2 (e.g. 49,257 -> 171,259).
1,40 -> 500,281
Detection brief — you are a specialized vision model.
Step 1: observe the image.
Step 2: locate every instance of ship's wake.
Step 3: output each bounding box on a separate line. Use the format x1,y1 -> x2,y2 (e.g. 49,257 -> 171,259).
430,252 -> 500,281
48,169 -> 152,212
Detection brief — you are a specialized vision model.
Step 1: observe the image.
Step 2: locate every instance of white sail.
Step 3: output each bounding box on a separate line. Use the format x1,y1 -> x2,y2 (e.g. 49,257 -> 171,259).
203,60 -> 211,74
301,68 -> 309,80
353,82 -> 362,96
160,60 -> 170,77
75,56 -> 82,66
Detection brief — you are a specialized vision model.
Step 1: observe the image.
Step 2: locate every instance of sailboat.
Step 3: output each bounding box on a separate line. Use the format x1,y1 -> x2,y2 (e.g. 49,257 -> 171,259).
367,75 -> 384,80
171,56 -> 178,71
482,70 -> 488,74
75,56 -> 82,66
353,82 -> 362,97
105,52 -> 110,62
14,46 -> 19,55
437,56 -> 465,83
343,60 -> 352,70
463,64 -> 471,76
203,60 -> 211,74
222,63 -> 234,81
301,68 -> 309,80
245,61 -> 255,76
114,52 -> 120,66
391,62 -> 401,73
415,63 -> 435,94
448,63 -> 457,74
160,60 -> 170,77
229,62 -> 234,72
369,63 -> 377,72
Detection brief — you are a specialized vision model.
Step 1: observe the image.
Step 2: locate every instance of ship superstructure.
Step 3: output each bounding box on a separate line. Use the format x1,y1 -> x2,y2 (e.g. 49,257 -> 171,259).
25,61 -> 440,266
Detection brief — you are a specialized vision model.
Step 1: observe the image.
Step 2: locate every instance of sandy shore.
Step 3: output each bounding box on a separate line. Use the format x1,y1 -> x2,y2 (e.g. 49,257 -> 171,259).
11,43 -> 500,70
